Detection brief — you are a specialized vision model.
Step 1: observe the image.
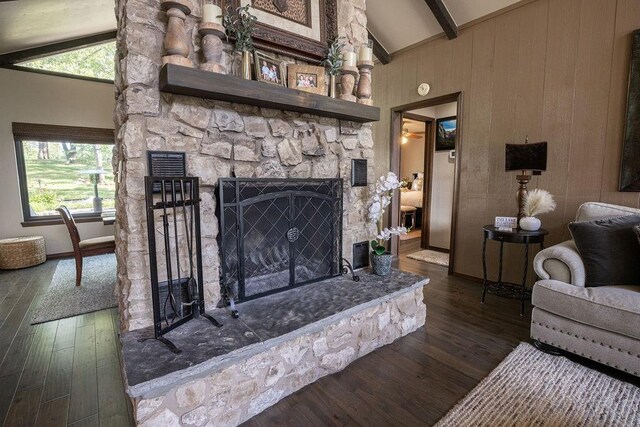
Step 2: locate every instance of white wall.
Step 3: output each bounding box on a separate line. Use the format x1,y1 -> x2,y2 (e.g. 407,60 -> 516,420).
0,68 -> 115,255
400,107 -> 433,181
400,134 -> 425,180
429,102 -> 457,250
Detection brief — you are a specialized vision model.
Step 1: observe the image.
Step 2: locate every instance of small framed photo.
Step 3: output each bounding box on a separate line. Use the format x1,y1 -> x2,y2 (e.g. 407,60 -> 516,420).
436,116 -> 457,151
254,51 -> 285,86
287,64 -> 326,95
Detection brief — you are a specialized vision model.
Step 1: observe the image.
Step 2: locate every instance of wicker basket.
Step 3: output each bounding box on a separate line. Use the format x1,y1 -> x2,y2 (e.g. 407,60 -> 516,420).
0,236 -> 47,269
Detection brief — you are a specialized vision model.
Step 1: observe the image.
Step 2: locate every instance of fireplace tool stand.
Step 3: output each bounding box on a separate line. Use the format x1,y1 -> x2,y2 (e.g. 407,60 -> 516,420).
341,258 -> 360,282
143,177 -> 221,354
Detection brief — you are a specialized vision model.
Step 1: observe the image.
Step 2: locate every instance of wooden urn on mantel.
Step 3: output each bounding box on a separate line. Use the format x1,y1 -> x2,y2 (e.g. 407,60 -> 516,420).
161,0 -> 194,68
199,22 -> 228,74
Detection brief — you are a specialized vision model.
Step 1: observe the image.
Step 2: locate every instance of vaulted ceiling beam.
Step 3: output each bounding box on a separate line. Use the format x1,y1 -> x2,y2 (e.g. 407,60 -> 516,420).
367,30 -> 391,65
424,0 -> 458,40
0,31 -> 116,66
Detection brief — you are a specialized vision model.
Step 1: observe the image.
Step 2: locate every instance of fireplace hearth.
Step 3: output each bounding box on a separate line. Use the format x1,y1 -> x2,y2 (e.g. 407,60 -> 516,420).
218,178 -> 344,307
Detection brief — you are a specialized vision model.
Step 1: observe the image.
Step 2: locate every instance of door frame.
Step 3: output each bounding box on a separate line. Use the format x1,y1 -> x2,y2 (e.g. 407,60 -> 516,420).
389,92 -> 463,276
402,112 -> 434,250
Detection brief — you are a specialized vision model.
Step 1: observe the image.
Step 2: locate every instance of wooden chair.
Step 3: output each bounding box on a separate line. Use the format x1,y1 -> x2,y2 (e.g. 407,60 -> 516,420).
56,206 -> 116,287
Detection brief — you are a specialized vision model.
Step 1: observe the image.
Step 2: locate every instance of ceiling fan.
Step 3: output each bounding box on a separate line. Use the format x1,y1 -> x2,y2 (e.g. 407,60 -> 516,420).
401,120 -> 425,144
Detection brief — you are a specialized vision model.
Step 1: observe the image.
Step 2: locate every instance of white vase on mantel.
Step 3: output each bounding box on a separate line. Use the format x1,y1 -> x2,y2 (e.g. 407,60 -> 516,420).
520,216 -> 541,231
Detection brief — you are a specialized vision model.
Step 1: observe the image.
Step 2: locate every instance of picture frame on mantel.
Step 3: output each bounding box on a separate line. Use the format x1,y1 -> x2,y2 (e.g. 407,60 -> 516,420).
287,63 -> 326,95
224,0 -> 337,63
254,51 -> 286,86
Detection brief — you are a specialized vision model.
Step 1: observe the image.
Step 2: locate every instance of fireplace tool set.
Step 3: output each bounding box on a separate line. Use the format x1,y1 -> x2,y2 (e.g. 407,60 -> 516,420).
144,176 -> 221,354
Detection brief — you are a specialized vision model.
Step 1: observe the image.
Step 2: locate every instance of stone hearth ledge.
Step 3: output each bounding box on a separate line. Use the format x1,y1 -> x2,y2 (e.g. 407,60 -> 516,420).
121,269 -> 428,426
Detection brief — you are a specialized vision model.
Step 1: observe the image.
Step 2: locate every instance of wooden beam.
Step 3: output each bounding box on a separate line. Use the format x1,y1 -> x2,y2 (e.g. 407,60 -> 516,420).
0,31 -> 116,66
367,30 -> 391,65
424,0 -> 458,40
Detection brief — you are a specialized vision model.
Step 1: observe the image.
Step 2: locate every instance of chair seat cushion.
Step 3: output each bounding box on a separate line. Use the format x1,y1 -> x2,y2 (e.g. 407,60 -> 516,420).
400,205 -> 417,213
79,235 -> 116,251
532,279 -> 640,340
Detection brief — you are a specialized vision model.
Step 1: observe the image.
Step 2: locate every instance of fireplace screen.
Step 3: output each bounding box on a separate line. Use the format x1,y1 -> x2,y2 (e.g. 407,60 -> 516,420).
218,178 -> 343,303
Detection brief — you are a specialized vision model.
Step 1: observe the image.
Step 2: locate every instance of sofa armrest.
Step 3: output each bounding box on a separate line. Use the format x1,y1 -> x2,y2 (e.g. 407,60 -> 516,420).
533,240 -> 586,287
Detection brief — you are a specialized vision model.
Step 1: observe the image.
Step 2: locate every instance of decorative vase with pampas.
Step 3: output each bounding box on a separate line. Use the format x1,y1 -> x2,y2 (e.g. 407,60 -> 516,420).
520,189 -> 556,231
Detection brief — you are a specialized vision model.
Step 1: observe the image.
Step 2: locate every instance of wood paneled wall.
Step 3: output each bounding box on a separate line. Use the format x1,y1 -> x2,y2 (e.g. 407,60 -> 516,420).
372,0 -> 640,281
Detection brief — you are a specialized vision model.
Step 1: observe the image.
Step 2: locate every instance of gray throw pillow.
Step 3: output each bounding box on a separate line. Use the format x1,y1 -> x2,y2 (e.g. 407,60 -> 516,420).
569,215 -> 640,287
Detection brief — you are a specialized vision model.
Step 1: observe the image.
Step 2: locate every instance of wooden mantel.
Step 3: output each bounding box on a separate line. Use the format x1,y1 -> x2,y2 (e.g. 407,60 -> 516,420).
159,64 -> 380,123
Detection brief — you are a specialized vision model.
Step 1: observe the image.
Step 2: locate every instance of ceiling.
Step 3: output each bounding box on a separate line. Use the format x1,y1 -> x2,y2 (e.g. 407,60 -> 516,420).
403,118 -> 426,134
367,0 -> 521,53
0,0 -> 116,55
0,0 -> 521,58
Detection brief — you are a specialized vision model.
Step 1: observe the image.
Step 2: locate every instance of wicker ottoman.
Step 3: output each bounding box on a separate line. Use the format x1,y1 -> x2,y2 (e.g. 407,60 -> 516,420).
0,236 -> 46,269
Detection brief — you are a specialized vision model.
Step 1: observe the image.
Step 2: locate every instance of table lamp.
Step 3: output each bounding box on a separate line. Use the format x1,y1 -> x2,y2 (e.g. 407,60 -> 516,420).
505,138 -> 547,223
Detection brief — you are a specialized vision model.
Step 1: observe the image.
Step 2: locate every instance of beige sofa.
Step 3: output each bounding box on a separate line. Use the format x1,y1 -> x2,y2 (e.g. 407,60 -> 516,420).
531,202 -> 640,377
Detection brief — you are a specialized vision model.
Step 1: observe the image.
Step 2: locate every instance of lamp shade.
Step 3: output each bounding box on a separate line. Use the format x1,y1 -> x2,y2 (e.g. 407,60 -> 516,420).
505,141 -> 547,172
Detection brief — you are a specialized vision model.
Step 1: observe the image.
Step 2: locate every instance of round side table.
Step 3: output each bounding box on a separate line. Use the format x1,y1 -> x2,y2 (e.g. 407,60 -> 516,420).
481,225 -> 548,315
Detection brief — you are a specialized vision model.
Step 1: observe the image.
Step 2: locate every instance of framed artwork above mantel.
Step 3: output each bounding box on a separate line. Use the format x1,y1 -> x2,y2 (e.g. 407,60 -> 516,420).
224,0 -> 337,63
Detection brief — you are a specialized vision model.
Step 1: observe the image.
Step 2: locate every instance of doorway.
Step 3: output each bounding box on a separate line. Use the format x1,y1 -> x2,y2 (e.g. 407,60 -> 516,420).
390,93 -> 462,275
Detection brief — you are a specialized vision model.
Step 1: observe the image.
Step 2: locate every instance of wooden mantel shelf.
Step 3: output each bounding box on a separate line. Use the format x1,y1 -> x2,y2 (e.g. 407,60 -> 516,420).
159,64 -> 380,123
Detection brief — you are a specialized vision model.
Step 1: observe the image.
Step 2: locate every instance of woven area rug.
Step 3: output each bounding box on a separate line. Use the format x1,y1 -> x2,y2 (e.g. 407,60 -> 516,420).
436,343 -> 640,426
32,254 -> 117,324
406,249 -> 449,267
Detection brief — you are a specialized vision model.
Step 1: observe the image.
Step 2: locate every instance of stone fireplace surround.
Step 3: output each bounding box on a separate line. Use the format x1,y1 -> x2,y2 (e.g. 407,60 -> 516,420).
114,0 -> 374,332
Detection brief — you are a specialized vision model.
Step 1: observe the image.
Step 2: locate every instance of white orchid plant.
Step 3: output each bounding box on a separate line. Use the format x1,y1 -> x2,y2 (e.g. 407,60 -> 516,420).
368,172 -> 407,255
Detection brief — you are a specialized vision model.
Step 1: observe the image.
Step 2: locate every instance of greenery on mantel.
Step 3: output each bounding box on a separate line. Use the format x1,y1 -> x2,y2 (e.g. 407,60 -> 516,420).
19,41 -> 116,81
223,4 -> 258,52
321,37 -> 345,76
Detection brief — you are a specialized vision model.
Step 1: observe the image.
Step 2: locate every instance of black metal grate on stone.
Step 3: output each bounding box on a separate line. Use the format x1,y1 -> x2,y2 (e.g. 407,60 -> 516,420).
218,178 -> 343,303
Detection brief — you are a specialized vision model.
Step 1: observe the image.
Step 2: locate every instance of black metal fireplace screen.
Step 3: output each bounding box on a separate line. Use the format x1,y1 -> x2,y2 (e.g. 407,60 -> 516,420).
218,178 -> 343,303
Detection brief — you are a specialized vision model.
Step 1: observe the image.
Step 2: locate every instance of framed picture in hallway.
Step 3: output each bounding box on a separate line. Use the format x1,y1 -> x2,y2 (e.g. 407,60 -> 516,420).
436,116 -> 457,151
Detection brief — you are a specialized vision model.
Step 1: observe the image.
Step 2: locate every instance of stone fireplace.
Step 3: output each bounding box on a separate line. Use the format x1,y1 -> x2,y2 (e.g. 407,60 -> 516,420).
114,0 -> 375,332
113,1 -> 429,425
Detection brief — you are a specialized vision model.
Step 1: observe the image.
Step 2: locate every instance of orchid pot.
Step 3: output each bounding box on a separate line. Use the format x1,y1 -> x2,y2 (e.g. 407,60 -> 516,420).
370,250 -> 392,276
367,172 -> 408,276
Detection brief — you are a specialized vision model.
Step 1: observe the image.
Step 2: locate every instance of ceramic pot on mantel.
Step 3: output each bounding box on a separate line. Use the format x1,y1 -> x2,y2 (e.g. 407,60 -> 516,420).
370,252 -> 392,276
241,50 -> 252,80
520,216 -> 541,231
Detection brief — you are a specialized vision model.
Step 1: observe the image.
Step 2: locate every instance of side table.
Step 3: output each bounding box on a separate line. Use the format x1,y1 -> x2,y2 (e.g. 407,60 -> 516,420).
481,225 -> 548,315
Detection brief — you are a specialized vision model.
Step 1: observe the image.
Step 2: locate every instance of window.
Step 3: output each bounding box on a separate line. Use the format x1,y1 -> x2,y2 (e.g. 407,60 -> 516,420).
13,123 -> 115,225
17,41 -> 116,81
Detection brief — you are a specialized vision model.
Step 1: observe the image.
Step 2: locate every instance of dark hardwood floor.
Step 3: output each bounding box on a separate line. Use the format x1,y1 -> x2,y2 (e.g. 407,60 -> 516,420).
6,240 -> 628,426
0,262 -> 133,427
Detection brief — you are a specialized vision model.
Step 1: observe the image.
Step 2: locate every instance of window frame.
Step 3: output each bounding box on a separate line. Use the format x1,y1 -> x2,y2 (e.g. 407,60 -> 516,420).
12,123 -> 116,227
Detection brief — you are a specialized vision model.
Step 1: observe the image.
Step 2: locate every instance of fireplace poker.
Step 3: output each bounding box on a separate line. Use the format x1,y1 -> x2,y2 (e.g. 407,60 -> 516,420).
161,179 -> 179,325
180,180 -> 197,315
170,180 -> 184,318
180,180 -> 223,327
